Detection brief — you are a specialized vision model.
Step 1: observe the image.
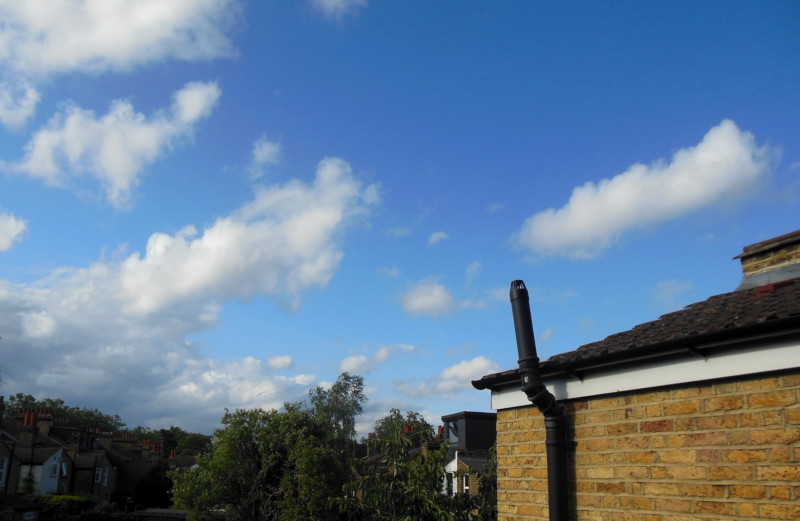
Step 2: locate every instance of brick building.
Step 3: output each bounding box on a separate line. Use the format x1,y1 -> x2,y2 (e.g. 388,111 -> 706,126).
473,230 -> 800,521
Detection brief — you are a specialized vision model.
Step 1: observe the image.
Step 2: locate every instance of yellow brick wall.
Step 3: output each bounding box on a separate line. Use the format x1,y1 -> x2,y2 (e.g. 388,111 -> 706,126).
740,241 -> 800,275
496,371 -> 800,521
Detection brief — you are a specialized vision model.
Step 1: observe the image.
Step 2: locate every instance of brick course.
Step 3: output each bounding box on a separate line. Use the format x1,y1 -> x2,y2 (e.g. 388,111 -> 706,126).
496,371 -> 800,521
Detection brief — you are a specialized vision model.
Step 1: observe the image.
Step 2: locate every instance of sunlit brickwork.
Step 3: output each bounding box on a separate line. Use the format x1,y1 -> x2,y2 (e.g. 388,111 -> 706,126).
495,371 -> 800,521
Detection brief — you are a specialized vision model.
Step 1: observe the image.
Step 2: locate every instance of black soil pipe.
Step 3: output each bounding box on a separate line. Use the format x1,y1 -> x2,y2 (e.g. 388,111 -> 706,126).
510,280 -> 569,521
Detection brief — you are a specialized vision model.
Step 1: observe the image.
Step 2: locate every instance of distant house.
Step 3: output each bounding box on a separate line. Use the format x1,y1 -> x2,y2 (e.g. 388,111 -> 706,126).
0,404 -> 181,509
473,230 -> 800,521
441,411 -> 496,496
0,410 -> 71,496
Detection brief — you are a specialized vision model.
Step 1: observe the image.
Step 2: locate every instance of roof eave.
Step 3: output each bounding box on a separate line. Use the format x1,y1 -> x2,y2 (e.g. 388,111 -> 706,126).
472,314 -> 800,391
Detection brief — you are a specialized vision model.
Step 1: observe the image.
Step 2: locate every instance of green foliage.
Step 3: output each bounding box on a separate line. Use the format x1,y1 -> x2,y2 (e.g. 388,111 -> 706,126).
171,405 -> 348,521
337,420 -> 455,521
177,431 -> 213,455
308,372 -> 366,446
6,392 -> 125,431
475,446 -> 498,521
23,494 -> 95,520
373,408 -> 433,441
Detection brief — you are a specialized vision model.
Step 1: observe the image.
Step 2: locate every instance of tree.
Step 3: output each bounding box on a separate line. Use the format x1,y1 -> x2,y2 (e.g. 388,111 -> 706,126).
337,420 -> 455,521
474,446 -> 498,521
308,372 -> 366,446
171,405 -> 347,521
373,408 -> 433,441
6,393 -> 124,431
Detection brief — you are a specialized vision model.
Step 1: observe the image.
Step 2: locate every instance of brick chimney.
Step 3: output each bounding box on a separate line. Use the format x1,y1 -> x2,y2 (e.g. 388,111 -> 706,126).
735,230 -> 800,290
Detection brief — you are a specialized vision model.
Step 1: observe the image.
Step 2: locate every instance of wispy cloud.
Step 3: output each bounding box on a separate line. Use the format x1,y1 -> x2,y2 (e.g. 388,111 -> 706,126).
374,266 -> 400,279
465,261 -> 482,284
2,82 -> 221,209
249,135 -> 282,179
312,0 -> 367,19
386,226 -> 412,238
394,356 -> 500,398
514,120 -> 773,259
428,231 -> 449,246
339,344 -> 418,373
0,212 -> 27,251
653,278 -> 694,310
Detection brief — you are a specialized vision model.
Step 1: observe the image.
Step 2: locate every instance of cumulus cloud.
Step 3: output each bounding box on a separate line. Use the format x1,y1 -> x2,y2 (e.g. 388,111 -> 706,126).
2,82 -> 221,208
121,157 -> 377,314
394,356 -> 500,398
267,355 -> 293,370
0,156 -> 378,431
428,231 -> 448,246
0,0 -> 239,127
339,344 -> 417,373
402,280 -> 456,317
312,0 -> 367,19
249,135 -> 282,179
514,120 -> 773,259
0,212 -> 27,251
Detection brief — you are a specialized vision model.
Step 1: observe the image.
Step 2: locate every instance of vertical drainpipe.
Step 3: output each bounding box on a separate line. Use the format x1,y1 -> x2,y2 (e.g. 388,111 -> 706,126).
510,280 -> 569,521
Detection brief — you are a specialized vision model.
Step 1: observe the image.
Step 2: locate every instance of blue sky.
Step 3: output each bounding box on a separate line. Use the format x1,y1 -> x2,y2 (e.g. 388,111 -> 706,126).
0,1 -> 798,435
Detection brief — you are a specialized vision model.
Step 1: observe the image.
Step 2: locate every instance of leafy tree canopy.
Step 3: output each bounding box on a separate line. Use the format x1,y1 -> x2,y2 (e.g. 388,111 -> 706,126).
308,371 -> 365,444
171,404 -> 348,521
5,392 -> 125,431
373,408 -> 433,441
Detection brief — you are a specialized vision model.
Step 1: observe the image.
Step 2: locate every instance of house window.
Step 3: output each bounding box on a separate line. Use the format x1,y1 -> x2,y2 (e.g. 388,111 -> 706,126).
462,474 -> 470,493
447,422 -> 459,444
50,462 -> 58,478
0,457 -> 7,488
103,468 -> 109,486
95,468 -> 102,483
61,462 -> 69,477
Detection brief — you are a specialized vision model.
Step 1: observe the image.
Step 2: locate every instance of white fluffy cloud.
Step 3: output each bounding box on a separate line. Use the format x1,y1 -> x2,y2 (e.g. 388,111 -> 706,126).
0,156 -> 378,431
3,82 -> 221,208
312,0 -> 367,19
402,280 -> 456,317
394,356 -> 500,398
0,212 -> 26,251
514,120 -> 773,259
267,355 -> 294,370
0,0 -> 239,127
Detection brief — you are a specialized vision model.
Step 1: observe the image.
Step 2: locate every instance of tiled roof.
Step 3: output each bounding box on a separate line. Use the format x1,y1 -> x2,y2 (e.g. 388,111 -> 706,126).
473,277 -> 800,390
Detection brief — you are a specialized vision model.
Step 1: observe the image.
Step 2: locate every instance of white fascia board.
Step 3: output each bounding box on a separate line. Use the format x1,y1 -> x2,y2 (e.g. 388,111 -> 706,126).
491,338 -> 800,411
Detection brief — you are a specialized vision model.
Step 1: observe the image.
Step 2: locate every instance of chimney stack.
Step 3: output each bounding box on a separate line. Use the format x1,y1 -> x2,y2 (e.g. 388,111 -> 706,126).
735,230 -> 800,290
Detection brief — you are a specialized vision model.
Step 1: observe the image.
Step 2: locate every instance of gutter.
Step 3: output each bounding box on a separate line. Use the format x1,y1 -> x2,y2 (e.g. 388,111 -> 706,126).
474,313 -> 800,392
509,280 -> 569,521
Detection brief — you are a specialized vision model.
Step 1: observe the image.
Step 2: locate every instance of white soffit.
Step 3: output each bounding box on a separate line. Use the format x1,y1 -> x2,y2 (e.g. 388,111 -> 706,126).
490,339 -> 800,411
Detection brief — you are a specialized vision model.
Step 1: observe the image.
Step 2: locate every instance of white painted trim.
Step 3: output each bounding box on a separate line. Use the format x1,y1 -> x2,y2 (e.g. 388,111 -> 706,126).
490,339 -> 800,410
